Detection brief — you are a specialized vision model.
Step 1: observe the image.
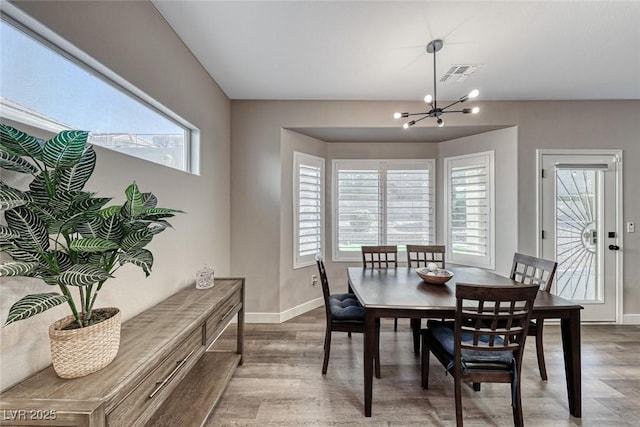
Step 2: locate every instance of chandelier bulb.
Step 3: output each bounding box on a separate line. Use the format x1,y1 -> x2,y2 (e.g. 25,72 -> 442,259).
402,122 -> 409,129
472,106 -> 480,114
468,89 -> 479,99
424,94 -> 433,104
393,112 -> 402,119
437,118 -> 444,127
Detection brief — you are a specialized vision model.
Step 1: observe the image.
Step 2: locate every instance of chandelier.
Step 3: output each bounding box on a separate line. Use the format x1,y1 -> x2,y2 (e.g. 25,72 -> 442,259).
394,39 -> 480,129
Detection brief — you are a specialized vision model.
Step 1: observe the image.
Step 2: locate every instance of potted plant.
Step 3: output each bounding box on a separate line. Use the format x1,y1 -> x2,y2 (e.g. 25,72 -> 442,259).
0,123 -> 183,378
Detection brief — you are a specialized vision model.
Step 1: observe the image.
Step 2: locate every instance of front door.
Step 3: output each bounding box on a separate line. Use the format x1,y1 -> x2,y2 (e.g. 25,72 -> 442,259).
539,150 -> 622,322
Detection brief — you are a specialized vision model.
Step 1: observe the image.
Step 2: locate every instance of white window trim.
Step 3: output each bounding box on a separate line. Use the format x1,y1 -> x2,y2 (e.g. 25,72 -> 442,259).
1,6 -> 200,174
331,158 -> 436,262
444,151 -> 495,269
293,152 -> 325,269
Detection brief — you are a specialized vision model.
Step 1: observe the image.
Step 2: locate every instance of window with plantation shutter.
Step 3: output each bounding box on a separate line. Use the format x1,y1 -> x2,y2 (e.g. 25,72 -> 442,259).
444,151 -> 495,269
293,152 -> 324,268
332,159 -> 435,261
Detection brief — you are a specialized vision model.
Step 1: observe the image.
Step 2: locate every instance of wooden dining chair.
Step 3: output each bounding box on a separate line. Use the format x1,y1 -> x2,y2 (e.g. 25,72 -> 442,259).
361,245 -> 398,269
407,245 -> 446,350
361,245 -> 399,330
510,252 -> 558,380
316,255 -> 380,378
421,282 -> 539,427
406,244 -> 446,268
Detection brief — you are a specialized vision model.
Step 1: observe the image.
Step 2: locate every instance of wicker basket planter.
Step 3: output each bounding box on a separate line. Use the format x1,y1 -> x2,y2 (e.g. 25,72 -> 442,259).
49,307 -> 121,379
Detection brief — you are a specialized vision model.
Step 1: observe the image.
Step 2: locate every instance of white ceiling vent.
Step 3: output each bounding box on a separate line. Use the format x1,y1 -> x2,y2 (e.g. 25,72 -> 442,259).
440,65 -> 481,83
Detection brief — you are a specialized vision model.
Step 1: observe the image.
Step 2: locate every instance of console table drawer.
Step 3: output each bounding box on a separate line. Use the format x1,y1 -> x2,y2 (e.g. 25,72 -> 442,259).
107,327 -> 203,426
204,287 -> 241,346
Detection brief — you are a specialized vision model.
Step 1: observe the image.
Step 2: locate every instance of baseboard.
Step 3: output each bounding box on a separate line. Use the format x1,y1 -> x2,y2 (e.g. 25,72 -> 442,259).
245,297 -> 323,323
623,314 -> 640,325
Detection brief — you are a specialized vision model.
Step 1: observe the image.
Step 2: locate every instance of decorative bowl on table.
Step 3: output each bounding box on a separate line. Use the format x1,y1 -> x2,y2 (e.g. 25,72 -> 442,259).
416,267 -> 454,285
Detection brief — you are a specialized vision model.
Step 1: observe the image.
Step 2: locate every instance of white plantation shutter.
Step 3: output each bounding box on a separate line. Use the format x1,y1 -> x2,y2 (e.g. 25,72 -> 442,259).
333,160 -> 435,261
336,166 -> 381,253
445,152 -> 494,268
386,167 -> 433,247
294,152 -> 324,268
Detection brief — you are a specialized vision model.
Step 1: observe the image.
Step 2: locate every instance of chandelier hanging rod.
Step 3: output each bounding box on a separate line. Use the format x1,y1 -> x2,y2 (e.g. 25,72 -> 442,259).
393,39 -> 480,129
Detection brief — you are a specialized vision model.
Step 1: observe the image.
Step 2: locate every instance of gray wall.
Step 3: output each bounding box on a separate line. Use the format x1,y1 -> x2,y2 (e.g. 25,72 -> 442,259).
231,100 -> 640,320
1,1 -> 231,389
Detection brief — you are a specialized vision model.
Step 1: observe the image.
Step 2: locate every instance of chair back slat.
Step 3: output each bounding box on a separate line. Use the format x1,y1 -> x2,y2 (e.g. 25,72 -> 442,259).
406,245 -> 445,268
510,252 -> 558,292
362,245 -> 398,269
454,283 -> 539,362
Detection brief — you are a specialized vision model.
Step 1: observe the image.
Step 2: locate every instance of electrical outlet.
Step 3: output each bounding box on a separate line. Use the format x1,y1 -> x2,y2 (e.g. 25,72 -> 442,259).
311,275 -> 318,286
627,222 -> 635,233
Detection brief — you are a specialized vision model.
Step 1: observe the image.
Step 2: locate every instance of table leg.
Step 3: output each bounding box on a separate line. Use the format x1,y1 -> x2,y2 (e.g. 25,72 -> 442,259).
560,310 -> 582,417
364,309 -> 376,417
410,318 -> 421,354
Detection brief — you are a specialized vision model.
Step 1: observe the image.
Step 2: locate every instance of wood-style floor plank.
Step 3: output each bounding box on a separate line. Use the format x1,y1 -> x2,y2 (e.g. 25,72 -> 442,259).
208,308 -> 640,426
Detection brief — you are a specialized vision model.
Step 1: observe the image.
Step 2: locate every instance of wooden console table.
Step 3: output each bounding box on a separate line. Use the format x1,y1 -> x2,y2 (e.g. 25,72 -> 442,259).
0,277 -> 245,427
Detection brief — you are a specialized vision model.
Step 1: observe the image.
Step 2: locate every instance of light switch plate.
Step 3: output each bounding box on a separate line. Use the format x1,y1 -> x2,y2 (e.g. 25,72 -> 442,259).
627,222 -> 635,233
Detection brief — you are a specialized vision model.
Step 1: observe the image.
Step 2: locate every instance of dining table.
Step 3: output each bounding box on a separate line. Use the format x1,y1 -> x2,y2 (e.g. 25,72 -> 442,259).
347,265 -> 583,418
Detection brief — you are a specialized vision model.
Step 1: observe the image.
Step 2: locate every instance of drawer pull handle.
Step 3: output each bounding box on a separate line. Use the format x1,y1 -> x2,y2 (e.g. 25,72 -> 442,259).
148,348 -> 196,399
220,305 -> 236,321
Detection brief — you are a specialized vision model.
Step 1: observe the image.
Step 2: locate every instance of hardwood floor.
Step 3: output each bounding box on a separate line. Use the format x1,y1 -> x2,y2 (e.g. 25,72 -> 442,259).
209,308 -> 640,426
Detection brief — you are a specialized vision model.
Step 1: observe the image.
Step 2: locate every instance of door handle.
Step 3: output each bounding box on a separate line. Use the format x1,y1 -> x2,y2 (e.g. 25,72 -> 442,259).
608,244 -> 620,251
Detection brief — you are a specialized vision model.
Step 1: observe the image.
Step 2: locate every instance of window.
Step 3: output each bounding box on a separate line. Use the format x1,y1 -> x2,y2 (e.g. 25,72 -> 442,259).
444,151 -> 495,269
293,152 -> 324,268
0,14 -> 197,173
332,159 -> 435,261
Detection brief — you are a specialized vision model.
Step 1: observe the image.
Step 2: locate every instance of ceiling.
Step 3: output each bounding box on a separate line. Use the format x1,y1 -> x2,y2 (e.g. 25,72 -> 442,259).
289,125 -> 510,143
152,1 -> 639,143
153,1 -> 640,102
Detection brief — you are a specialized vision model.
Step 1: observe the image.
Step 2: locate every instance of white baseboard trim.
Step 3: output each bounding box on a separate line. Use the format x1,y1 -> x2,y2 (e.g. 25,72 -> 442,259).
245,297 -> 324,323
623,314 -> 640,325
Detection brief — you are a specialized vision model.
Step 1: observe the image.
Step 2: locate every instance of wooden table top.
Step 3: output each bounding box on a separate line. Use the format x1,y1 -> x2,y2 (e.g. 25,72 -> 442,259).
347,265 -> 582,313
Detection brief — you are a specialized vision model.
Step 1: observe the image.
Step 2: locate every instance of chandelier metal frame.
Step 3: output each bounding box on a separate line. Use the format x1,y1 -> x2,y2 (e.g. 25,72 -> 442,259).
394,39 -> 479,128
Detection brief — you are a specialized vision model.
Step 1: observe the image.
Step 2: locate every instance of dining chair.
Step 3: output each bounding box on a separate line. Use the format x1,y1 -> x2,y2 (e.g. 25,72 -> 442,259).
361,245 -> 398,269
407,245 -> 446,349
510,252 -> 558,381
361,245 -> 399,330
421,282 -> 539,427
406,244 -> 446,268
316,255 -> 380,378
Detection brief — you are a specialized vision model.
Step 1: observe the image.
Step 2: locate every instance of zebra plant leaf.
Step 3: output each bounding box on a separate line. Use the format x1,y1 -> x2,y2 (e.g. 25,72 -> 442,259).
141,207 -> 184,218
0,184 -> 31,211
77,217 -> 103,238
99,214 -> 124,242
120,229 -> 152,252
42,130 -> 88,169
69,237 -> 120,253
0,261 -> 39,277
99,205 -> 122,219
47,250 -> 73,273
0,150 -> 39,175
57,264 -> 112,287
27,172 -> 55,205
5,206 -> 49,252
124,182 -> 144,218
141,192 -> 157,209
118,249 -> 153,277
55,146 -> 96,191
0,226 -> 20,240
4,293 -> 67,326
0,123 -> 44,159
4,248 -> 41,263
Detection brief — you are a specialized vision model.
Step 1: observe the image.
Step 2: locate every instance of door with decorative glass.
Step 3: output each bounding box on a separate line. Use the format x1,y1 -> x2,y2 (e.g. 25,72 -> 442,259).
539,151 -> 622,322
